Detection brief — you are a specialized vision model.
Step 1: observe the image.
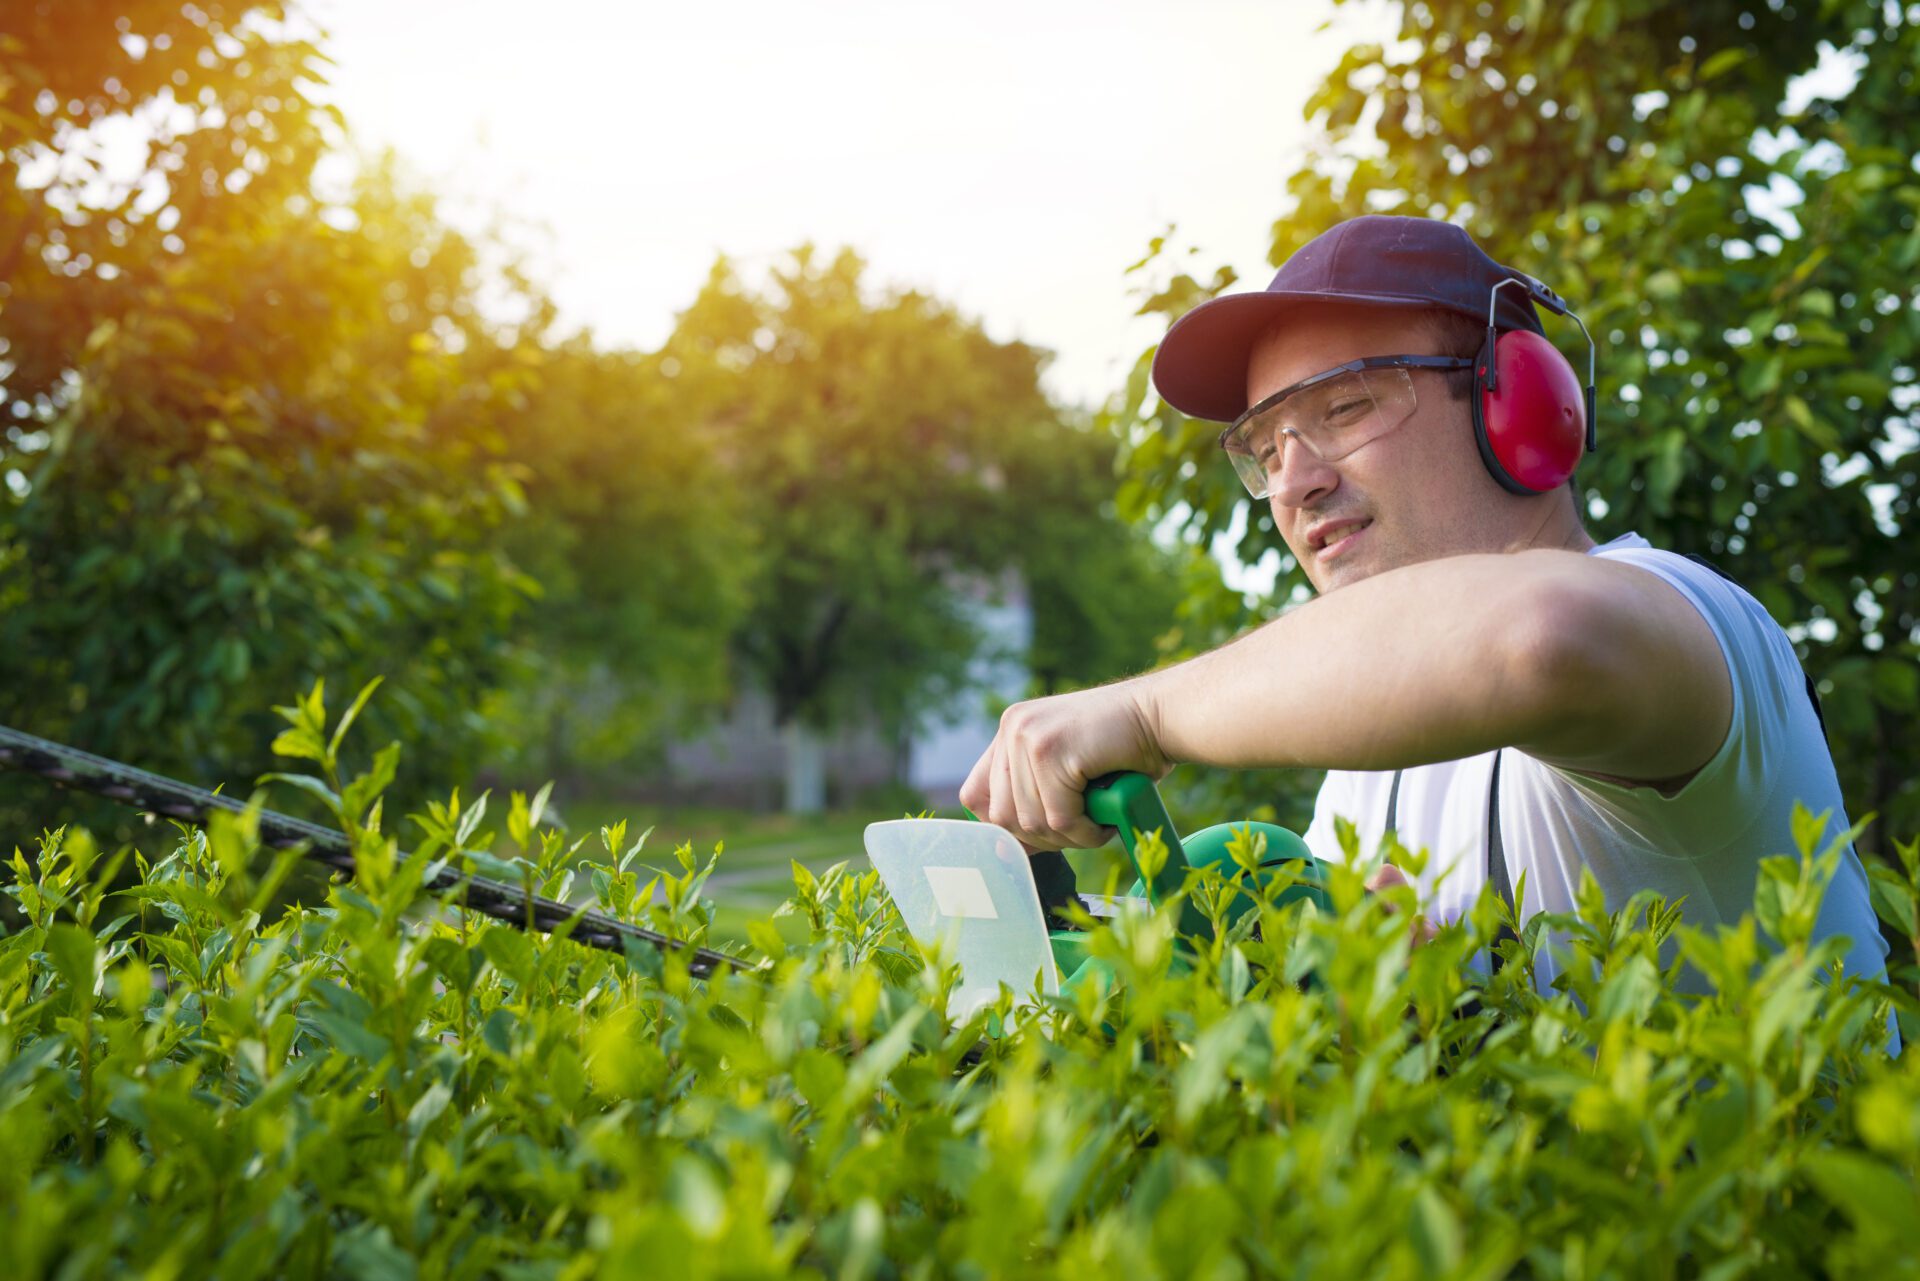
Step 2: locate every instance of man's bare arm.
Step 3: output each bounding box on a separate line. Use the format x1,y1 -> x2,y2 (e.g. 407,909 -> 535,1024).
1140,548 -> 1731,780
962,548 -> 1732,851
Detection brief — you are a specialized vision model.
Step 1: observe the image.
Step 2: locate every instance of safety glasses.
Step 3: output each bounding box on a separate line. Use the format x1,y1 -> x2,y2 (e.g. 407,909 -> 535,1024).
1219,355 -> 1473,499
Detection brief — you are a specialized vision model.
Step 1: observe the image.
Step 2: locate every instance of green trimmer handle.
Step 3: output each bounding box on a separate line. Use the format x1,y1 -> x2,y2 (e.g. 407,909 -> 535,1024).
1082,771 -> 1210,938
1081,772 -> 1332,939
960,772 -> 1206,934
963,771 -> 1326,944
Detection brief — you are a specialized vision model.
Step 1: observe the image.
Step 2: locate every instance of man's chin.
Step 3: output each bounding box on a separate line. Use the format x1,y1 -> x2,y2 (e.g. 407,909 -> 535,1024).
1307,527 -> 1379,591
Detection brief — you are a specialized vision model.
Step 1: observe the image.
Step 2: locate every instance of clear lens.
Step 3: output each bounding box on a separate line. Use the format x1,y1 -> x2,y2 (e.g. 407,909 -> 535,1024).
1224,367 -> 1420,499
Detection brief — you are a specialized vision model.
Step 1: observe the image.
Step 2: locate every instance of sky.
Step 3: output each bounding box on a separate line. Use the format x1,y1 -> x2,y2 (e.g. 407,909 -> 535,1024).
308,0 -> 1397,410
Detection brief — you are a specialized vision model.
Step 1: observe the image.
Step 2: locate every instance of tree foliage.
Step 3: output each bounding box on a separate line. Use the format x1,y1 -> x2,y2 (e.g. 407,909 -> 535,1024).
0,5 -> 743,802
663,247 -> 1165,741
1113,0 -> 1920,844
0,0 -> 332,309
492,339 -> 756,778
1006,418 -> 1194,699
3,156 -> 542,802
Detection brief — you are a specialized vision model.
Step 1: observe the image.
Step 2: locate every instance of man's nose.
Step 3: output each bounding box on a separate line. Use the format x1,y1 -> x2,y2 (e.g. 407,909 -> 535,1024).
1267,431 -> 1340,509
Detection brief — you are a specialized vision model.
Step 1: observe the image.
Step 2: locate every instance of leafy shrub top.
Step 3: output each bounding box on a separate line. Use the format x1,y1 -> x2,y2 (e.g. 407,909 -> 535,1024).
3,687 -> 1918,1279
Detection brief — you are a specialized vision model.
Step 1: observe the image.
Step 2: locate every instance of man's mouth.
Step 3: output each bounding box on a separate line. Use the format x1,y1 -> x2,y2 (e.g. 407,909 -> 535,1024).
1312,518 -> 1372,560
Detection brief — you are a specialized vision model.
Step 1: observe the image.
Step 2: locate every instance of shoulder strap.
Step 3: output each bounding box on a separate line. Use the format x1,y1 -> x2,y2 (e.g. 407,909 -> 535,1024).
1486,750 -> 1518,975
1387,760 -> 1518,976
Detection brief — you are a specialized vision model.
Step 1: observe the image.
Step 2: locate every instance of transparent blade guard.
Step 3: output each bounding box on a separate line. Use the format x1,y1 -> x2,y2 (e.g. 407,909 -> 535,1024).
863,818 -> 1058,1019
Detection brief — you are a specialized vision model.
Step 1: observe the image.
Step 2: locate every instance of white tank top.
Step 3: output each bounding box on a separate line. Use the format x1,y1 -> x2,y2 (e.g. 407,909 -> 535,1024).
1301,532 -> 1891,1007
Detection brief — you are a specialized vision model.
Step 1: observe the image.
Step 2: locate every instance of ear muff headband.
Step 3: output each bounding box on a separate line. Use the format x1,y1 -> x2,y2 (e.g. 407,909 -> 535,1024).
1471,275 -> 1599,495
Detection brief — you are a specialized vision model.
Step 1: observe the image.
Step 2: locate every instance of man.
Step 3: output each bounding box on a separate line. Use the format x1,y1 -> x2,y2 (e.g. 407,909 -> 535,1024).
958,214 -> 1889,998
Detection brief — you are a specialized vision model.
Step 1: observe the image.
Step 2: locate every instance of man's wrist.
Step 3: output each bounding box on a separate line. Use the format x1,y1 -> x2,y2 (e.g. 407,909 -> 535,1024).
1118,668 -> 1178,774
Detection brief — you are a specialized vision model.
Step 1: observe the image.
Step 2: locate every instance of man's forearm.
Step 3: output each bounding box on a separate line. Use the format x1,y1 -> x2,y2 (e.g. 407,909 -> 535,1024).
1132,550 -> 1597,773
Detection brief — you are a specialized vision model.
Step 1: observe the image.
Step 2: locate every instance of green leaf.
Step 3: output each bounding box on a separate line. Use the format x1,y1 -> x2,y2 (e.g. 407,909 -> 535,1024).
406,1083 -> 453,1139
1697,47 -> 1748,81
44,924 -> 100,1000
341,742 -> 402,823
525,780 -> 553,835
259,773 -> 345,819
327,675 -> 385,760
1801,1151 -> 1920,1240
306,1008 -> 390,1063
1410,1185 -> 1465,1272
455,791 -> 492,848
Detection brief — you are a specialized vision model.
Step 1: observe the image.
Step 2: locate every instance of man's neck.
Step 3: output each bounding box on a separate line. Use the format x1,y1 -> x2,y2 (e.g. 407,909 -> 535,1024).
1514,495 -> 1596,556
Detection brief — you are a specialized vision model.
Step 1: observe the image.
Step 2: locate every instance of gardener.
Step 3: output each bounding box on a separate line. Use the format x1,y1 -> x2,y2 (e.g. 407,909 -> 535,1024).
959,213 -> 1890,999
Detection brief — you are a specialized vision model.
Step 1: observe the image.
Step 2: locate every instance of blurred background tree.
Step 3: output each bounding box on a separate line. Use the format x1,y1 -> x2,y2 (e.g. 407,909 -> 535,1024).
1113,0 -> 1920,847
662,247 -> 1179,812
493,337 -> 756,783
0,5 -> 551,824
1006,413 -> 1192,700
0,162 -> 549,785
0,4 -> 1188,823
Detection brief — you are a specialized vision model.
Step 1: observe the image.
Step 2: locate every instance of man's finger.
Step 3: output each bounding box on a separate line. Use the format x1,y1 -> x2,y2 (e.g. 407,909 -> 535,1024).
1365,864 -> 1412,893
958,741 -> 995,817
1364,863 -> 1435,947
1040,762 -> 1111,851
1004,745 -> 1056,851
987,750 -> 1036,851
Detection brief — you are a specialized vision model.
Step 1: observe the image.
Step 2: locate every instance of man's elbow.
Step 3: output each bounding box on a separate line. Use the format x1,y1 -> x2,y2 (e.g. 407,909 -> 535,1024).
1496,565 -> 1625,750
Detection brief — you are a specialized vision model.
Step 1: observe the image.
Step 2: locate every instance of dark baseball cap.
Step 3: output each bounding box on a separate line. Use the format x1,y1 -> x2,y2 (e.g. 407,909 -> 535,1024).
1150,215 -> 1549,423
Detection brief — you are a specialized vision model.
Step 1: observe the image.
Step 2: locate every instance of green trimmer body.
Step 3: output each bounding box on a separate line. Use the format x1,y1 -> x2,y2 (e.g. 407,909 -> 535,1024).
863,772 -> 1332,1012
1042,772 -> 1332,995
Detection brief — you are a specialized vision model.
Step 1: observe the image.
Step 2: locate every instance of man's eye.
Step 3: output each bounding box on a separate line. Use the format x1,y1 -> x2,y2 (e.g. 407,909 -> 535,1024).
1325,398 -> 1370,421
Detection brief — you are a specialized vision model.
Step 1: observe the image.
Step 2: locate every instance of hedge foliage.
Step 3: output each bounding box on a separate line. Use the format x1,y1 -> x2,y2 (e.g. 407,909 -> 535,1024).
3,691 -> 1919,1279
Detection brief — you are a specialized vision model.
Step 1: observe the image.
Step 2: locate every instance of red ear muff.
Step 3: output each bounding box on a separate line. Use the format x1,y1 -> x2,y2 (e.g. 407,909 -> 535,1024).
1472,327 -> 1590,496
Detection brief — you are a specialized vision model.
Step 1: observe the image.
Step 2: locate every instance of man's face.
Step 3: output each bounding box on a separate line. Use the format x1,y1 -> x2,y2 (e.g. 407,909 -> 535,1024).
1245,304 -> 1508,594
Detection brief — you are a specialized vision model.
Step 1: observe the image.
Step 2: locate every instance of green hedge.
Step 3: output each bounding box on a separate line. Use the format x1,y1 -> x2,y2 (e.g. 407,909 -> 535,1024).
3,691 -> 1918,1279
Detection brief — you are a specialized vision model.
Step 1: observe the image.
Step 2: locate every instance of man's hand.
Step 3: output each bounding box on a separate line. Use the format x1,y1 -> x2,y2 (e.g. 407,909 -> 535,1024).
1365,863 -> 1437,947
958,681 -> 1172,852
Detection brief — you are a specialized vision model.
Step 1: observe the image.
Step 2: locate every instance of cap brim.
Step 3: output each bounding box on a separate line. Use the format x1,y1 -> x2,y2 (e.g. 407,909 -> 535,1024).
1150,288 -> 1478,423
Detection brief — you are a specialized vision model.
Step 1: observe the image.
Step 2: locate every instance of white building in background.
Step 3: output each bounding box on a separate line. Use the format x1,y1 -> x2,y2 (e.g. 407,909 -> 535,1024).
907,576 -> 1031,807
645,576 -> 1032,811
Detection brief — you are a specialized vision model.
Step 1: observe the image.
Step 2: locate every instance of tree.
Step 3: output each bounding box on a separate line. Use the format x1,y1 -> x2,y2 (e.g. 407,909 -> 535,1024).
1007,419 -> 1190,699
0,160 -> 545,802
2,1 -> 335,378
1113,0 -> 1920,846
666,247 -> 1176,812
0,7 -> 543,807
492,339 -> 755,782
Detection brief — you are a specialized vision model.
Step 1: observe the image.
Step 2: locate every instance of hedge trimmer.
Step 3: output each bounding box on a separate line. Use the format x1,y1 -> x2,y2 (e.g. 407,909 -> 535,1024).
1,723 -> 1331,1003
866,772 -> 1330,1016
